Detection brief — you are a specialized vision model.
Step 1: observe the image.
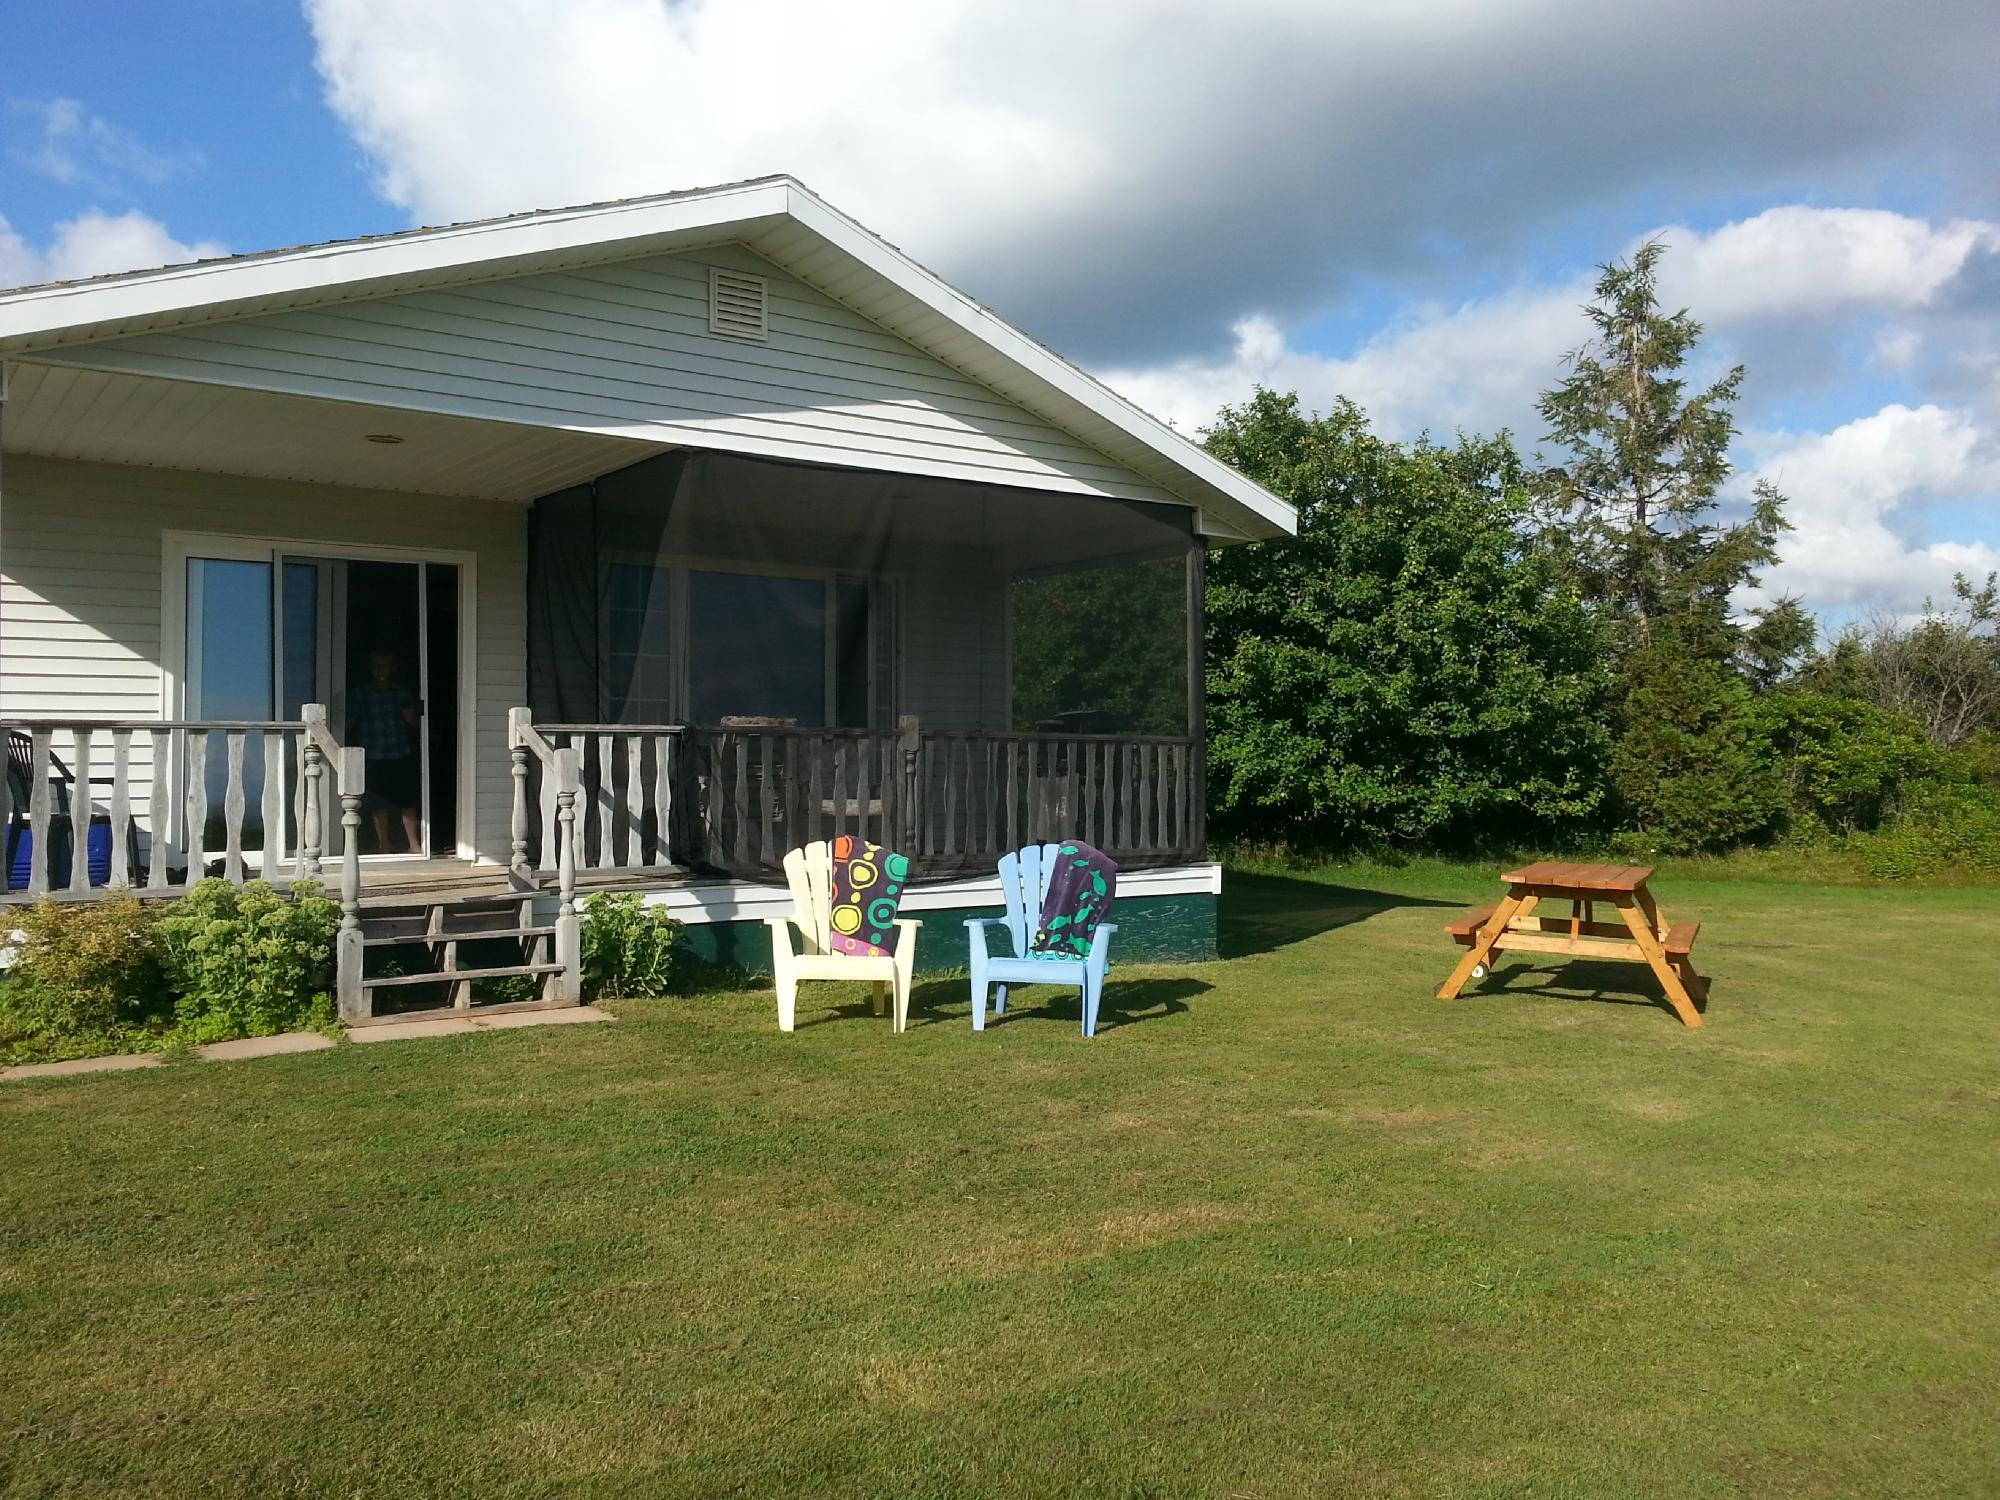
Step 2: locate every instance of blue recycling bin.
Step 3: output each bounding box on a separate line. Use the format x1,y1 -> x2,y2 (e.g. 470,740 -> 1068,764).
6,817 -> 111,890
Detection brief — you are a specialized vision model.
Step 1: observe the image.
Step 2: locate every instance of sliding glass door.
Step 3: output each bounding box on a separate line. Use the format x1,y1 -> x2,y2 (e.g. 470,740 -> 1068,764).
180,544 -> 460,859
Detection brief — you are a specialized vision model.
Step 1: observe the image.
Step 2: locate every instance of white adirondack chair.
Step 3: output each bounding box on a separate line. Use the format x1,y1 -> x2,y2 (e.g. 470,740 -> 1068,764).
764,840 -> 922,1032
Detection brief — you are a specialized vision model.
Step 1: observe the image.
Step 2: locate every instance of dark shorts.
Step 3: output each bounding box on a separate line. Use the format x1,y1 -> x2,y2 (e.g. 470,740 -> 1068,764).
364,755 -> 421,812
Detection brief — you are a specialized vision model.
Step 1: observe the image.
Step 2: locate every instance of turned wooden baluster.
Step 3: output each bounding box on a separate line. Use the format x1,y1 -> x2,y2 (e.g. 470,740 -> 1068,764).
552,746 -> 582,1004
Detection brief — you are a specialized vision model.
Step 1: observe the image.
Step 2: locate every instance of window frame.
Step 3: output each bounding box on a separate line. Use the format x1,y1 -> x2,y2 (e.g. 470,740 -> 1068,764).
596,550 -> 898,729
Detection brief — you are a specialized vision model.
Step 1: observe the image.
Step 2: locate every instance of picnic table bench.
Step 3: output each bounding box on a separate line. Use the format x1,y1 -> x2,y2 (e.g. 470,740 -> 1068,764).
1437,861 -> 1708,1027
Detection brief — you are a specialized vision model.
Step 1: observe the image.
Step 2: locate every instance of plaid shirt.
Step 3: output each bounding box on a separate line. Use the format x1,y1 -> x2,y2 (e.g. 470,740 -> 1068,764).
348,682 -> 417,760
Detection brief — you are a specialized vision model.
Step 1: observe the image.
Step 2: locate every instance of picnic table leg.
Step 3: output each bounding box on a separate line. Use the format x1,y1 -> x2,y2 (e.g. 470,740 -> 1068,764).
1676,959 -> 1710,1006
1613,896 -> 1704,1028
1634,885 -> 1669,938
1438,890 -> 1527,1000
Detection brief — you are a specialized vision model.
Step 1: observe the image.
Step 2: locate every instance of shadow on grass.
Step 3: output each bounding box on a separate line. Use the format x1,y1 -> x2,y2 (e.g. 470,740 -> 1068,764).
1462,957 -> 1711,1023
1220,872 -> 1458,959
784,976 -> 1215,1033
947,975 -> 1212,1034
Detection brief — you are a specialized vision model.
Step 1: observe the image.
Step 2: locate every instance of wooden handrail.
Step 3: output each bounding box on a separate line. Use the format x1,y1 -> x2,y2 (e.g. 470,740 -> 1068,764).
1,718 -> 328,732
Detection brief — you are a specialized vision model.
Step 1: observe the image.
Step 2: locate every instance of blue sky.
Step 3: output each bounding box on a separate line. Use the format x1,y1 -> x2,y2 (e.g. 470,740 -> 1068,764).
3,0 -> 1997,624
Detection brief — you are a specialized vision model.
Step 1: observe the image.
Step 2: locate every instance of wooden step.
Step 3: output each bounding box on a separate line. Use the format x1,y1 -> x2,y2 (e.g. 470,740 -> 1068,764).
360,963 -> 567,990
364,925 -> 555,948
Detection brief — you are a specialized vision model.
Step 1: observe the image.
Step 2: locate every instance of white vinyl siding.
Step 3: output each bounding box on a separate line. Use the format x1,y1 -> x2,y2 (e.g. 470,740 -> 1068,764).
0,455 -> 526,864
32,246 -> 1183,507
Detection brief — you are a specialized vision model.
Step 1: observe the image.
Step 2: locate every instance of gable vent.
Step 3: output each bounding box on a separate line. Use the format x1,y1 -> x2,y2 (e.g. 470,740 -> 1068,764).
708,266 -> 769,340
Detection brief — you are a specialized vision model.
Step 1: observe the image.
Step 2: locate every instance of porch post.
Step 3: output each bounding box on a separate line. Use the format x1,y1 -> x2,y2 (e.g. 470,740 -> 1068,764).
552,746 -> 582,1004
1187,539 -> 1207,859
898,715 -> 921,853
507,706 -> 533,884
335,746 -> 367,1023
300,705 -> 327,880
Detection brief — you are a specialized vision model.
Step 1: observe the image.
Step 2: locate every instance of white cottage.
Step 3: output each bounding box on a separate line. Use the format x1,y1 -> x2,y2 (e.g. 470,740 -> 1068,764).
0,176 -> 1294,1019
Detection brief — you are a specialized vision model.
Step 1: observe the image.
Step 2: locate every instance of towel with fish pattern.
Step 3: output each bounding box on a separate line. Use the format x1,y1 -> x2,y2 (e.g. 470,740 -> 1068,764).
1029,841 -> 1116,959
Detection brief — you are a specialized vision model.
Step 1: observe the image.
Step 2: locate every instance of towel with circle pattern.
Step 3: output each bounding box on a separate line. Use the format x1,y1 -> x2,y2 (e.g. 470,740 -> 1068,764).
828,835 -> 910,957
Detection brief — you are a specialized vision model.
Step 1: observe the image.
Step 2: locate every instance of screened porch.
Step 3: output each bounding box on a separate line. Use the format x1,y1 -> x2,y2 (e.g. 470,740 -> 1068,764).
507,449 -> 1208,880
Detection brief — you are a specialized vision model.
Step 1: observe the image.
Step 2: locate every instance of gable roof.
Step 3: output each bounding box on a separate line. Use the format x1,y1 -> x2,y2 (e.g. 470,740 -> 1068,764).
0,175 -> 1294,539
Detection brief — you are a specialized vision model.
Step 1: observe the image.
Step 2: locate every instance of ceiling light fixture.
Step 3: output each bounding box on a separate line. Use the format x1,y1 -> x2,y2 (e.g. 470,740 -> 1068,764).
364,433 -> 405,445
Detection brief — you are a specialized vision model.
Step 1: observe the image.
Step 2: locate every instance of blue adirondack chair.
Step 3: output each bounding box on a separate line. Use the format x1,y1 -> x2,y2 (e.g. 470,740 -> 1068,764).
965,842 -> 1117,1037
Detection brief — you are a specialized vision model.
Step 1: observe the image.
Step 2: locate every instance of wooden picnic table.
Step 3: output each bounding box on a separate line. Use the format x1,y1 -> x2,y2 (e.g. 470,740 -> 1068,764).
1437,861 -> 1707,1027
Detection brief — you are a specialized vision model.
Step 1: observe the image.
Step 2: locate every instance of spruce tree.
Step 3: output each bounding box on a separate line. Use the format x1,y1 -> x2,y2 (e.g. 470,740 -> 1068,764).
1536,241 -> 1803,849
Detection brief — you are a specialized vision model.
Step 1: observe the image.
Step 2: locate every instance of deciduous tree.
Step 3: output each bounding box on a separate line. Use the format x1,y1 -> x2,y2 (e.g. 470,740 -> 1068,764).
1202,392 -> 1609,848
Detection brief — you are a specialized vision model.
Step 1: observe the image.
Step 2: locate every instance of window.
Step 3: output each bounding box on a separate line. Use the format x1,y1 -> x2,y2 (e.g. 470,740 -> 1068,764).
605,563 -> 676,723
688,570 -> 826,724
600,563 -> 894,728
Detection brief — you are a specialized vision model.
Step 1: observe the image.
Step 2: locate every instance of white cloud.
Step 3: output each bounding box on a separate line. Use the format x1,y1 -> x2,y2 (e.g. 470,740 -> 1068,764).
301,0 -> 2000,358
1743,404 -> 2000,612
1105,288 -> 1592,440
1655,206 -> 2000,323
0,211 -> 227,289
7,98 -> 195,190
1104,207 -> 2000,617
1108,206 -> 2000,440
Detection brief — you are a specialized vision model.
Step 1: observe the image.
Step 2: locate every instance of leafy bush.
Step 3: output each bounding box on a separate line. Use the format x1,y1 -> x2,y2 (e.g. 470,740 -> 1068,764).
579,893 -> 683,999
1752,691 -> 1947,836
155,879 -> 340,1044
1959,729 -> 2000,790
1846,782 -> 2000,881
1203,393 -> 1612,849
0,894 -> 169,1055
1607,639 -> 1787,854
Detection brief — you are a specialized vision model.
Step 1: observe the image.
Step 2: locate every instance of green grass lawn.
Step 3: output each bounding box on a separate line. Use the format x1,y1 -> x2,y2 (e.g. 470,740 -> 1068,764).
3,863 -> 1996,1499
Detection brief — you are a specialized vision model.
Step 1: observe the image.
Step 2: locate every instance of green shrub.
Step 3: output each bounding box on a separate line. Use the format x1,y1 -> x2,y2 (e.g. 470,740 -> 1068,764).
1847,782 -> 2000,881
1959,730 -> 2000,790
155,879 -> 340,1044
1608,640 -> 1787,854
1752,692 -> 1947,836
579,893 -> 683,999
0,894 -> 169,1050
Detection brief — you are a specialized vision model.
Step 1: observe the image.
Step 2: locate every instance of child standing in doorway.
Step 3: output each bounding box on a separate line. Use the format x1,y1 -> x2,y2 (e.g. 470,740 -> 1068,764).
349,648 -> 423,853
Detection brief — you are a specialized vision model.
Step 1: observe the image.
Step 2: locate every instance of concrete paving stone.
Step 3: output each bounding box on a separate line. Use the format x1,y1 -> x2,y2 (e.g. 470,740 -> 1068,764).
344,1006 -> 613,1043
347,1017 -> 480,1044
2,1052 -> 164,1081
472,1006 -> 615,1030
197,1032 -> 339,1062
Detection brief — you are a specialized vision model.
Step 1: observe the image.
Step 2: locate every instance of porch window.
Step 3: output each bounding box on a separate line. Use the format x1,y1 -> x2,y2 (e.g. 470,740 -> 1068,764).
687,570 -> 826,724
600,563 -> 893,729
604,564 -> 676,723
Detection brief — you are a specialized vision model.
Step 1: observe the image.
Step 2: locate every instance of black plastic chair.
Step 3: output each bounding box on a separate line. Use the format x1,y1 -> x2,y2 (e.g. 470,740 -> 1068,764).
6,730 -> 74,818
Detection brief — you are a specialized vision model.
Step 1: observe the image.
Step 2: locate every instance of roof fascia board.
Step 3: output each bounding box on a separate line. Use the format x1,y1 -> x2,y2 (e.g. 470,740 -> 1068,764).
0,179 -> 795,350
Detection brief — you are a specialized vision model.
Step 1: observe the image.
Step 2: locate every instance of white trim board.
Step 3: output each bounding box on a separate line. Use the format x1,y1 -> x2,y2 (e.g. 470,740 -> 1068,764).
619,861 -> 1223,926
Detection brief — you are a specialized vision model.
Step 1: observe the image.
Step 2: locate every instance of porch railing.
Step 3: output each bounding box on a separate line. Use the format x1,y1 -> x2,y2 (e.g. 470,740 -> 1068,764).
0,708 -> 361,895
911,730 -> 1203,867
0,708 -> 367,1016
508,711 -> 1204,878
